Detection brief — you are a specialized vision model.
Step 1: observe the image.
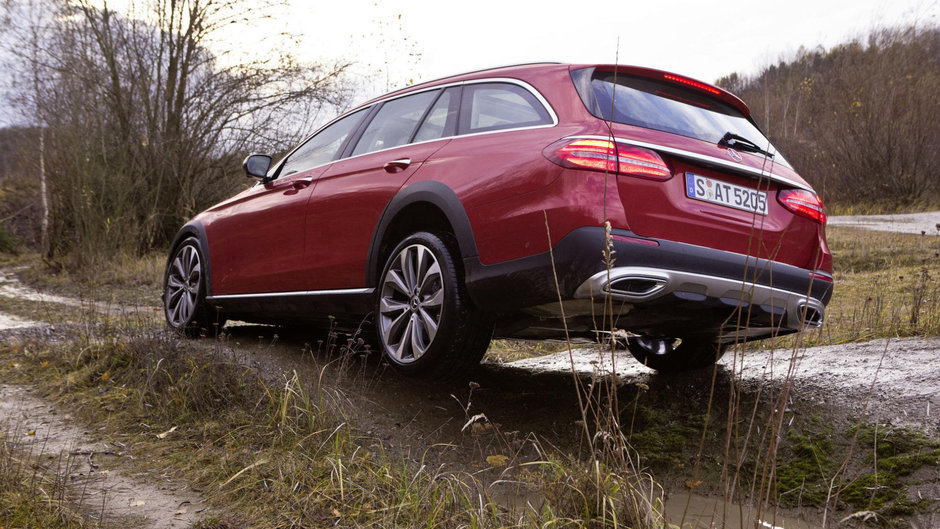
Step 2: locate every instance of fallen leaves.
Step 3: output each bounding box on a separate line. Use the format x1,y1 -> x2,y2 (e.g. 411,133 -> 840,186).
156,426 -> 177,439
486,454 -> 508,467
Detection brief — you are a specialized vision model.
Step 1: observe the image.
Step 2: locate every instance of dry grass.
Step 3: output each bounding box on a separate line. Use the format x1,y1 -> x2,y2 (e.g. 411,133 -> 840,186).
0,322 -> 667,528
0,425 -> 99,528
483,339 -> 572,364
3,251 -> 164,308
797,226 -> 939,346
0,222 -> 936,527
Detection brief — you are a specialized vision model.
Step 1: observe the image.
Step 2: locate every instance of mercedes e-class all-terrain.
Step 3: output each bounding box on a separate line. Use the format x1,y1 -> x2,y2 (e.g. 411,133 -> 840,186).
163,63 -> 833,377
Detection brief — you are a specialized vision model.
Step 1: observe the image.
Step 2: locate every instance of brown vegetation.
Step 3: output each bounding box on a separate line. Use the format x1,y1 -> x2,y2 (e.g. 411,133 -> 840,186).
0,0 -> 352,265
717,25 -> 940,211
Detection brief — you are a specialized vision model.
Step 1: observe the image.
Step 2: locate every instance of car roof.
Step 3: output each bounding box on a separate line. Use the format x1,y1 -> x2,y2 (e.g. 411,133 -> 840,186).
356,62 -> 749,117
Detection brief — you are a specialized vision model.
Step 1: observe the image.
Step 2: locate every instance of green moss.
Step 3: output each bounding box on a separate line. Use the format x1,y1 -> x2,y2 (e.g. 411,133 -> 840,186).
776,430 -> 833,506
841,472 -> 901,512
836,426 -> 940,516
625,405 -> 699,468
851,424 -> 940,458
879,450 -> 940,476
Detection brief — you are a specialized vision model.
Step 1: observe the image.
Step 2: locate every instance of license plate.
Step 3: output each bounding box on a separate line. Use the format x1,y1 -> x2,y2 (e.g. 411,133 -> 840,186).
685,173 -> 768,215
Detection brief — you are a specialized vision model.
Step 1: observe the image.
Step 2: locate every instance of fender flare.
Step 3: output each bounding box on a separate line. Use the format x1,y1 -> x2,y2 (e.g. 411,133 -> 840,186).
365,181 -> 478,288
166,220 -> 214,297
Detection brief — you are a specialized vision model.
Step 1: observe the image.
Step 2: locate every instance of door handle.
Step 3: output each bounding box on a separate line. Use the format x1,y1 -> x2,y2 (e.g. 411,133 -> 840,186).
292,176 -> 314,189
383,158 -> 412,173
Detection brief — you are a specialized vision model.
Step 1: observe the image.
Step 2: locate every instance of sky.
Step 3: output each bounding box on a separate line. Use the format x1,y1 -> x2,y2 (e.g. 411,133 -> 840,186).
2,0 -> 937,126
280,0 -> 939,101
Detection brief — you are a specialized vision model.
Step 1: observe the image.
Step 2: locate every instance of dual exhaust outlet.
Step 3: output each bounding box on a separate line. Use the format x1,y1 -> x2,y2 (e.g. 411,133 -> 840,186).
575,267 -> 825,330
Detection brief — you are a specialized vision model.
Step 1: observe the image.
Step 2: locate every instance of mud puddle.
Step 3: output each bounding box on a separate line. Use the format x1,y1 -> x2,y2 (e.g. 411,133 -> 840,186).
665,492 -> 818,529
0,384 -> 208,528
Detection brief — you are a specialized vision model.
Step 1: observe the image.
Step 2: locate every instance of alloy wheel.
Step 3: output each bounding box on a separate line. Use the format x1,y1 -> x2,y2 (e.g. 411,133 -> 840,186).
378,244 -> 444,364
632,336 -> 680,356
165,244 -> 202,328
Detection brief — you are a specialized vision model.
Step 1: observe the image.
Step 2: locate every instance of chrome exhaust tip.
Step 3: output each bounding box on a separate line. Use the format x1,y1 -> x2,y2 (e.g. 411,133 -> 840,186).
797,300 -> 824,328
607,276 -> 668,298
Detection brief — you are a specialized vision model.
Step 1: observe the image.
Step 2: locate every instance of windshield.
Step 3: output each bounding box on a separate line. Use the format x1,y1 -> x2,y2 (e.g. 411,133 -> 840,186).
571,68 -> 790,169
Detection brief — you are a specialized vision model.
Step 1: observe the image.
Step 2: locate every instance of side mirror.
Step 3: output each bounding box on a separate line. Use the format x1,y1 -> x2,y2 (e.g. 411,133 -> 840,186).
243,154 -> 273,180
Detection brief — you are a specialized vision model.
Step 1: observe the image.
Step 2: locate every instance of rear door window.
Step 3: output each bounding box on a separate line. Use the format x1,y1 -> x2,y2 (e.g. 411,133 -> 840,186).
352,90 -> 440,156
458,83 -> 553,135
413,87 -> 460,143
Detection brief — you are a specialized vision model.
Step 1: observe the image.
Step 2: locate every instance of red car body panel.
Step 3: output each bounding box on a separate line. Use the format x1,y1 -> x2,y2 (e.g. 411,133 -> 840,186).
302,140 -> 452,290
202,165 -> 328,295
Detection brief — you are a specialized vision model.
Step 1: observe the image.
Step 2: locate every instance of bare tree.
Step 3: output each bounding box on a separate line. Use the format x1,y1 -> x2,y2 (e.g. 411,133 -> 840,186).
2,0 -> 352,262
718,25 -> 940,210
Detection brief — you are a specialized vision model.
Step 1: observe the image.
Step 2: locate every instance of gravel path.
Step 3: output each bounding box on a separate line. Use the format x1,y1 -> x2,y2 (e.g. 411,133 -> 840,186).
827,210 -> 940,234
505,337 -> 940,430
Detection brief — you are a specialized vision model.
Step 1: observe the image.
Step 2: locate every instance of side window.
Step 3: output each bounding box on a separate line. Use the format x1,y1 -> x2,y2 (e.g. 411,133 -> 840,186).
352,90 -> 439,156
413,87 -> 459,143
459,83 -> 552,135
279,108 -> 368,177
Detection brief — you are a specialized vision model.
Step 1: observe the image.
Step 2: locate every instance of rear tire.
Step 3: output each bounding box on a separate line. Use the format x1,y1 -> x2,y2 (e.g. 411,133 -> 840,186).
626,336 -> 727,372
376,231 -> 492,379
163,237 -> 222,337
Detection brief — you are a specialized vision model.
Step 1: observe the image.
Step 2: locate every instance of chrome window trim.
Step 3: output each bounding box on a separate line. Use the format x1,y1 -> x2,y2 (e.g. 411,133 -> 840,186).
264,77 -> 558,181
568,135 -> 814,192
207,287 -> 373,301
371,77 -> 559,125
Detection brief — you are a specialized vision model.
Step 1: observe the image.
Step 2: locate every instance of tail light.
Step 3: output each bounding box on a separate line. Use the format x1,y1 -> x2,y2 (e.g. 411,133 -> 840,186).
778,189 -> 827,224
544,138 -> 672,181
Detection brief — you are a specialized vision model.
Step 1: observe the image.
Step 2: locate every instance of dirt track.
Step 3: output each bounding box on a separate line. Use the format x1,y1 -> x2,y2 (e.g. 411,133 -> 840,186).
1,213 -> 939,527
827,210 -> 940,235
0,385 -> 204,529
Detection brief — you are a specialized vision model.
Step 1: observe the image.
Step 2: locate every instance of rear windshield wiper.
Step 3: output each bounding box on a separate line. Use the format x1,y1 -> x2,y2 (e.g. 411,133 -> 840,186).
718,132 -> 775,159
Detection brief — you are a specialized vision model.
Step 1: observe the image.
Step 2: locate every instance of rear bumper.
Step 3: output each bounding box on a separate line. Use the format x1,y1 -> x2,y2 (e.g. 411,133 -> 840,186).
573,265 -> 826,331
465,226 -> 833,340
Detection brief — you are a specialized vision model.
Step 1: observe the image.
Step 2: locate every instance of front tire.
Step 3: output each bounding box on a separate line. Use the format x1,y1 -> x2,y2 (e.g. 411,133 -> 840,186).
376,232 -> 492,378
626,336 -> 727,372
163,237 -> 220,336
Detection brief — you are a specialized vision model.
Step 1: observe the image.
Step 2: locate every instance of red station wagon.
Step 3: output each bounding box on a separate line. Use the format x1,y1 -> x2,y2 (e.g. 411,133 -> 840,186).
163,63 -> 833,377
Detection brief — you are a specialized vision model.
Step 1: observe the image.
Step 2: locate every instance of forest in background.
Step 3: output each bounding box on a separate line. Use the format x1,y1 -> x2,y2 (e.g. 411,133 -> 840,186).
0,0 -> 351,264
0,15 -> 938,266
717,24 -> 939,211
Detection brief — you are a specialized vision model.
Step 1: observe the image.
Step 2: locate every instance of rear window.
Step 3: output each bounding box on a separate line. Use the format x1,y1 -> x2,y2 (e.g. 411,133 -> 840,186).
571,68 -> 789,168
458,83 -> 553,134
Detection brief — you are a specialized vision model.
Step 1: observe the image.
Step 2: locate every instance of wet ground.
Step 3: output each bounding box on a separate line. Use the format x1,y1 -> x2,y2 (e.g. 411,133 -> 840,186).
4,316 -> 937,528
0,384 -> 206,529
215,323 -> 940,528
1,212 -> 939,527
827,210 -> 940,235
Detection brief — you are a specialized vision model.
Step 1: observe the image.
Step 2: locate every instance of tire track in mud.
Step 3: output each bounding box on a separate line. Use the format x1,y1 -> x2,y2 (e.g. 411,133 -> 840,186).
0,384 -> 207,528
